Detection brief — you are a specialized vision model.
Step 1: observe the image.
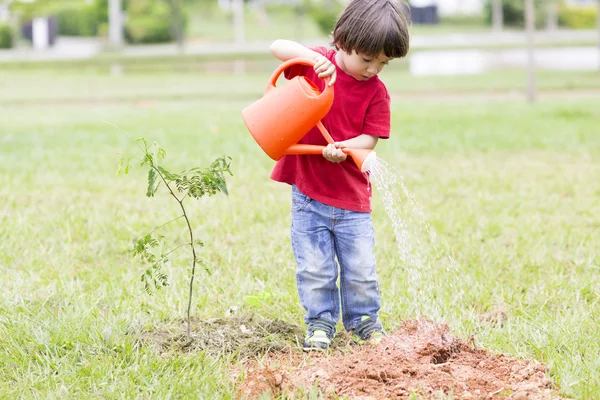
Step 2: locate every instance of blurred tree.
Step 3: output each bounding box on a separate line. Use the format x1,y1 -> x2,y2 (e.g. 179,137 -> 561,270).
96,0 -> 130,24
55,2 -> 99,36
232,0 -> 244,44
9,0 -> 188,45
124,0 -> 187,44
545,0 -> 558,31
0,23 -> 13,48
9,0 -> 78,19
484,0 -> 545,28
525,0 -> 536,102
109,0 -> 123,46
559,3 -> 596,29
491,0 -> 503,31
304,0 -> 341,36
166,0 -> 185,48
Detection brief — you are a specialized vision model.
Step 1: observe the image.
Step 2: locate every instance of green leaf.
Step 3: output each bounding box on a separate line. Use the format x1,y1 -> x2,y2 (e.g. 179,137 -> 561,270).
136,137 -> 147,149
216,178 -> 229,196
133,234 -> 151,256
141,262 -> 170,295
146,168 -> 158,197
142,153 -> 153,168
133,234 -> 161,264
157,166 -> 177,181
116,157 -> 124,176
173,156 -> 233,199
117,157 -> 132,175
157,147 -> 167,161
196,259 -> 211,275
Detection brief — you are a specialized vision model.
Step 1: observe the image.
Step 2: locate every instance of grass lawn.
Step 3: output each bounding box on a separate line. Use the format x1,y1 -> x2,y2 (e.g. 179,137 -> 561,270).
1,64 -> 599,103
0,68 -> 599,398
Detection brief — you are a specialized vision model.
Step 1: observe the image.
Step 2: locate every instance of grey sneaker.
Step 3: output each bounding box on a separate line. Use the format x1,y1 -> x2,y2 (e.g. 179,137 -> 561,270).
303,318 -> 336,351
351,316 -> 385,345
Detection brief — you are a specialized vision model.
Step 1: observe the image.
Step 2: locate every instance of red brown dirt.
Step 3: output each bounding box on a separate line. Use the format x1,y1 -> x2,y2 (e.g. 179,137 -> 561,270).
238,320 -> 564,399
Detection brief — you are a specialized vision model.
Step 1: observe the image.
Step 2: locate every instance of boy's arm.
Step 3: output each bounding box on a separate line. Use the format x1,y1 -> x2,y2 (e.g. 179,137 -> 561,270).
339,134 -> 379,150
270,39 -> 321,62
270,40 -> 337,85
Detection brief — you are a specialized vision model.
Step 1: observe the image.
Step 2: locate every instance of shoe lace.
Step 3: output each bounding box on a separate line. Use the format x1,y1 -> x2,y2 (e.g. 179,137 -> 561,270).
308,318 -> 336,339
354,317 -> 379,340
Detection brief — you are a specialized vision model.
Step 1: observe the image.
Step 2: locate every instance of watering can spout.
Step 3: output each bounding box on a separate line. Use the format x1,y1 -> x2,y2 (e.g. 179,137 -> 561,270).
347,148 -> 377,174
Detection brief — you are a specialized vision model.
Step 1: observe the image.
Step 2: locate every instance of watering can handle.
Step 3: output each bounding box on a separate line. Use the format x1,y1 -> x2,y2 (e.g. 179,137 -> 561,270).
316,121 -> 335,145
267,58 -> 335,145
266,57 -> 333,94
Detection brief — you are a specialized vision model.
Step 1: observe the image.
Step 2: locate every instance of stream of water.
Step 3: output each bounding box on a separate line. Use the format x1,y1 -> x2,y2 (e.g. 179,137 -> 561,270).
370,157 -> 460,320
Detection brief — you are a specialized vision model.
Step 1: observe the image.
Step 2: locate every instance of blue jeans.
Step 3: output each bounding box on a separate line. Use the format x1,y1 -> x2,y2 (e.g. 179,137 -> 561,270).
290,185 -> 382,331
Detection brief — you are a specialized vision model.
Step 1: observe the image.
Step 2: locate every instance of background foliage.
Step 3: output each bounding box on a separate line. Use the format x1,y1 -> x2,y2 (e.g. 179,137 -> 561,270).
484,0 -> 547,28
559,3 -> 598,29
55,4 -> 99,37
0,23 -> 13,49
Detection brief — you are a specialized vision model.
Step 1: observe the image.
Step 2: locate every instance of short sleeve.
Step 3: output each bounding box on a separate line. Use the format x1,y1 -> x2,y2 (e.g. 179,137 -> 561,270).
283,46 -> 328,80
362,86 -> 391,138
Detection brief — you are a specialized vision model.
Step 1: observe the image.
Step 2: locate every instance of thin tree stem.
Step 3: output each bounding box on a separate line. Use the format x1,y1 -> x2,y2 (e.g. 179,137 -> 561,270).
153,165 -> 197,342
182,203 -> 196,342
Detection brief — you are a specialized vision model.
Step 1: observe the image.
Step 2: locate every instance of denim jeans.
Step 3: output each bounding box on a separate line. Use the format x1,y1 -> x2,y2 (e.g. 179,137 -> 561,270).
290,185 -> 382,331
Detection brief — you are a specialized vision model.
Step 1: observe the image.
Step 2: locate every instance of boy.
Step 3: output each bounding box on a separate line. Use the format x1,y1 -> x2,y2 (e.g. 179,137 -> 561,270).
269,0 -> 410,350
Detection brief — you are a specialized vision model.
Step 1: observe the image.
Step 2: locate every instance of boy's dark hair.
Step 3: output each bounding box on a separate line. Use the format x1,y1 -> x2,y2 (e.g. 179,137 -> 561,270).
332,0 -> 410,59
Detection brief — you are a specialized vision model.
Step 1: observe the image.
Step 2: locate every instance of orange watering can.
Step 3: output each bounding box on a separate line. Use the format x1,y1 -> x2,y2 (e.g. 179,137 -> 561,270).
241,58 -> 376,173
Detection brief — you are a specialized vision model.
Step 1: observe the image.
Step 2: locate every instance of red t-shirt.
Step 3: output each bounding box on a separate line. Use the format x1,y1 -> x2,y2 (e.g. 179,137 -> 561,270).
270,46 -> 391,212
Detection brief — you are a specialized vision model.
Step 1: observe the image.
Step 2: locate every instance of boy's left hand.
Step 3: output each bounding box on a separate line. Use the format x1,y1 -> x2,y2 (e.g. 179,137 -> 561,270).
322,142 -> 347,163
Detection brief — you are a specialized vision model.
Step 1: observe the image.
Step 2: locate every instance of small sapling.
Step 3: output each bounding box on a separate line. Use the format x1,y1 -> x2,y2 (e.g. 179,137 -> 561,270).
118,137 -> 232,341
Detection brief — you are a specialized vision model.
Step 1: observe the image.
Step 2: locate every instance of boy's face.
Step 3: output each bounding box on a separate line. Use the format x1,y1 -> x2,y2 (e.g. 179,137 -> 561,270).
335,49 -> 392,81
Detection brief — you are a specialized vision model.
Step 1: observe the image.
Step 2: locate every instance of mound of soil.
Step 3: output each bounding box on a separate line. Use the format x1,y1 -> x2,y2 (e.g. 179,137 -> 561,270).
239,320 -> 563,399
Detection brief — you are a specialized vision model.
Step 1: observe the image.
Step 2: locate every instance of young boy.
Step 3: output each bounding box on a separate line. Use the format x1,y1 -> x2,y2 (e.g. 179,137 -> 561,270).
269,0 -> 410,350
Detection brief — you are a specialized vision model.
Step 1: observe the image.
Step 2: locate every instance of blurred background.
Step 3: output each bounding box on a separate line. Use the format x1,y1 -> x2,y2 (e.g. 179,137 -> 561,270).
0,0 -> 598,82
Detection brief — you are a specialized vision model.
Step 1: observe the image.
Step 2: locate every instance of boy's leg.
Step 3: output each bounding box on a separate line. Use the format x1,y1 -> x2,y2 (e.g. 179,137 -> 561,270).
290,186 -> 340,328
333,209 -> 383,336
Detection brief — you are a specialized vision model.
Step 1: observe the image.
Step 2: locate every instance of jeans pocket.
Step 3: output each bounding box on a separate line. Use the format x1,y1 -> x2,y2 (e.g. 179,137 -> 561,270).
292,186 -> 312,212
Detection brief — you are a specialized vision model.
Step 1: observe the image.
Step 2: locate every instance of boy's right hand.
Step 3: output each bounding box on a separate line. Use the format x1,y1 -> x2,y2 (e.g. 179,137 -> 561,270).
314,55 -> 336,86
322,142 -> 347,163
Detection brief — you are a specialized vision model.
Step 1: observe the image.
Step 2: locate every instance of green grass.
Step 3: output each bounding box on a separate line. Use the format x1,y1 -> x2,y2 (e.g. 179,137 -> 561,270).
0,67 -> 599,104
0,68 -> 599,398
